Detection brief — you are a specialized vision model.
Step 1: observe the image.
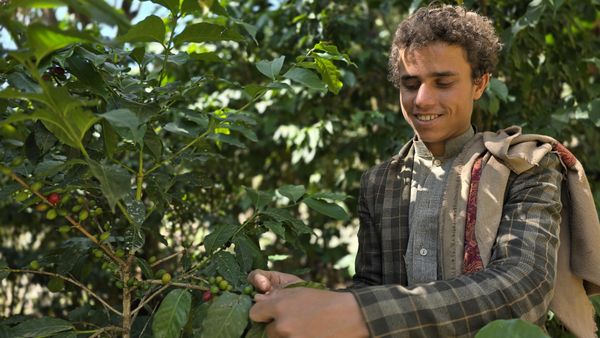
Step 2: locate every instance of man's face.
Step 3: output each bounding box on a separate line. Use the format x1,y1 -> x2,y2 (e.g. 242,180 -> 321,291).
397,42 -> 489,156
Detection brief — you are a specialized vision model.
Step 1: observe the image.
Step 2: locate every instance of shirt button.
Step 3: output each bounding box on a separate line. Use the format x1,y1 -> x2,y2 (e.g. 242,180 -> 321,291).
433,159 -> 442,166
419,248 -> 428,256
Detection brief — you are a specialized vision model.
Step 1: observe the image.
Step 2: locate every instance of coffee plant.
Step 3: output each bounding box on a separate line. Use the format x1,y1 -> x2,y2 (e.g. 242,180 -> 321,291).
0,0 -> 355,336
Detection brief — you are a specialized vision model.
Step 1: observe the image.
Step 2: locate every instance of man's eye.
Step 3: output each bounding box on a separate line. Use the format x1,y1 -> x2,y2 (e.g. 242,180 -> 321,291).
436,82 -> 454,88
402,82 -> 420,90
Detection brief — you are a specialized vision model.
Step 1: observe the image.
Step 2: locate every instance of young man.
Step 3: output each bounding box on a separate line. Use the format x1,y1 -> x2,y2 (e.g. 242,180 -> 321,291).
248,5 -> 599,337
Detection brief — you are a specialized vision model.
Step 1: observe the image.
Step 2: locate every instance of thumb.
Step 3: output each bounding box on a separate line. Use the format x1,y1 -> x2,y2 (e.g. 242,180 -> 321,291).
248,269 -> 273,293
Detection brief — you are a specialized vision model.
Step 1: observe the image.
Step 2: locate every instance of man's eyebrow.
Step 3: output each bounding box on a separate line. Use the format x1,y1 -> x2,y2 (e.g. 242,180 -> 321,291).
400,71 -> 458,81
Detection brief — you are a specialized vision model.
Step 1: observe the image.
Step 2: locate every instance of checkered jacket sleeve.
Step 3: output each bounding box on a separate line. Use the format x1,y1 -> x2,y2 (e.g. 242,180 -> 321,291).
349,153 -> 563,338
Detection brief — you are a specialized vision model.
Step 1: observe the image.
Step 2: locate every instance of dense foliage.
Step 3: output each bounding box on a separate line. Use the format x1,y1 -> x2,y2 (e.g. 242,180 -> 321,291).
0,0 -> 598,337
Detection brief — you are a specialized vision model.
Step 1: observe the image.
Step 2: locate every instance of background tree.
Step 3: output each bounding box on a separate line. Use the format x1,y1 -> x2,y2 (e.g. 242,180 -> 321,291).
0,0 -> 598,337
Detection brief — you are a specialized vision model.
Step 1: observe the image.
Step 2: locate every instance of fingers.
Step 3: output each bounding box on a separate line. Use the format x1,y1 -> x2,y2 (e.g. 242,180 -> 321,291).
249,292 -> 275,323
248,269 -> 273,293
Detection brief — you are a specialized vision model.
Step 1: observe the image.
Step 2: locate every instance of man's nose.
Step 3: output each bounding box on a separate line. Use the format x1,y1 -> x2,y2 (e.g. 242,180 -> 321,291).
415,84 -> 435,109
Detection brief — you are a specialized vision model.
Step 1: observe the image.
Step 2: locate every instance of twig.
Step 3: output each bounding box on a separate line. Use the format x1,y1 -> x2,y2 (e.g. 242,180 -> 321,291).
130,284 -> 170,317
88,326 -> 125,338
5,268 -> 122,316
150,249 -> 185,268
7,172 -> 126,267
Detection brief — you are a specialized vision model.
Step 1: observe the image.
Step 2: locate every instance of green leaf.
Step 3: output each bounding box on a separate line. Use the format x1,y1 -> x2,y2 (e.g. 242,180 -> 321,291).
278,185 -> 305,203
263,220 -> 286,239
174,23 -> 244,44
475,319 -> 550,338
203,224 -> 238,253
0,88 -> 46,104
588,98 -> 600,127
303,197 -> 349,221
119,15 -> 165,44
511,1 -> 546,36
47,276 -> 65,292
125,225 -> 145,250
315,57 -> 342,94
212,251 -> 244,285
233,234 -> 262,271
124,195 -> 146,226
283,68 -> 326,91
227,124 -> 257,142
27,23 -> 95,62
150,0 -> 179,14
63,0 -> 130,31
246,323 -> 268,338
488,78 -> 509,102
244,187 -> 274,210
310,192 -> 350,201
136,257 -> 153,279
66,50 -> 107,93
87,160 -> 131,212
256,56 -> 285,80
101,109 -> 145,146
200,292 -> 252,338
152,289 -> 192,338
16,0 -> 66,8
11,317 -> 73,338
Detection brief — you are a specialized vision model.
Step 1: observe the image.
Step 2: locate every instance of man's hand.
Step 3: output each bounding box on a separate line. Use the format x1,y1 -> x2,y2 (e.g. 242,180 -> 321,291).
247,269 -> 304,294
249,287 -> 369,338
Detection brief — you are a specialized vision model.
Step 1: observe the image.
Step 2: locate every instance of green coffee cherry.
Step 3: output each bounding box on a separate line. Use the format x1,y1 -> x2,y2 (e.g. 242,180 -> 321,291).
30,181 -> 43,192
210,285 -> 220,294
29,260 -> 40,270
115,248 -> 125,258
46,209 -> 57,220
161,273 -> 172,285
218,280 -> 229,291
78,209 -> 89,221
58,225 -> 71,234
99,231 -> 110,242
15,191 -> 29,202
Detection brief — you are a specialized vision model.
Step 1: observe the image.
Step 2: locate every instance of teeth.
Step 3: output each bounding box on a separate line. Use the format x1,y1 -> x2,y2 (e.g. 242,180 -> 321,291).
415,115 -> 440,121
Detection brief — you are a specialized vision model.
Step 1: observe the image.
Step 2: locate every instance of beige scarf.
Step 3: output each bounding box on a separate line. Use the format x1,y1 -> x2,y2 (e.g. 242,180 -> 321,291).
439,126 -> 600,338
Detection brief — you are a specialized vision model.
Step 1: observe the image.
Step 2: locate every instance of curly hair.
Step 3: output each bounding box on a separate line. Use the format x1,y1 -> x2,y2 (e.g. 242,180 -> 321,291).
388,5 -> 502,87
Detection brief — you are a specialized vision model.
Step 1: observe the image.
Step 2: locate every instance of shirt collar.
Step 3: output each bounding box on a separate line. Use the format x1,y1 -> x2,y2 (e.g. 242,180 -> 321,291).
413,126 -> 475,160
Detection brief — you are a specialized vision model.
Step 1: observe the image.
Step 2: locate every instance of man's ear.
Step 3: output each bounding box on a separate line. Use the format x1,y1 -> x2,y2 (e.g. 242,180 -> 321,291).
472,73 -> 490,100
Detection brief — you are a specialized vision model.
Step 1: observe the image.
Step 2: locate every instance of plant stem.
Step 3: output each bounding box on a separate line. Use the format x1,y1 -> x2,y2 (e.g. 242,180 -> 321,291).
158,14 -> 179,85
121,255 -> 134,338
145,126 -> 213,175
5,268 -> 122,316
136,147 -> 144,201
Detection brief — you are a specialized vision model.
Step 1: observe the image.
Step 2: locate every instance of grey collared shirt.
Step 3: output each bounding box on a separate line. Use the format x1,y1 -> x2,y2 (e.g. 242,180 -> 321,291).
405,128 -> 475,286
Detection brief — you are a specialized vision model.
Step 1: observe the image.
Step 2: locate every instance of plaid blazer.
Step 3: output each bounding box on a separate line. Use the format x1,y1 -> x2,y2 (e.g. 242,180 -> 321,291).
348,138 -> 563,338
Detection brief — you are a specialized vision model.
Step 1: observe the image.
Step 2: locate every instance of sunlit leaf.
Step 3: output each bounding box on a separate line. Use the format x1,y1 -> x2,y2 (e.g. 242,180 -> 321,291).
149,0 -> 179,14
278,185 -> 305,203
27,23 -> 95,62
283,68 -> 326,91
303,197 -> 349,221
174,23 -> 244,43
118,15 -> 166,44
256,56 -> 285,80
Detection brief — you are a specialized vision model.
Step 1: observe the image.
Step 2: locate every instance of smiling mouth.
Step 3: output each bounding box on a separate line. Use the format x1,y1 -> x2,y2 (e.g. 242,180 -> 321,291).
414,114 -> 441,121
